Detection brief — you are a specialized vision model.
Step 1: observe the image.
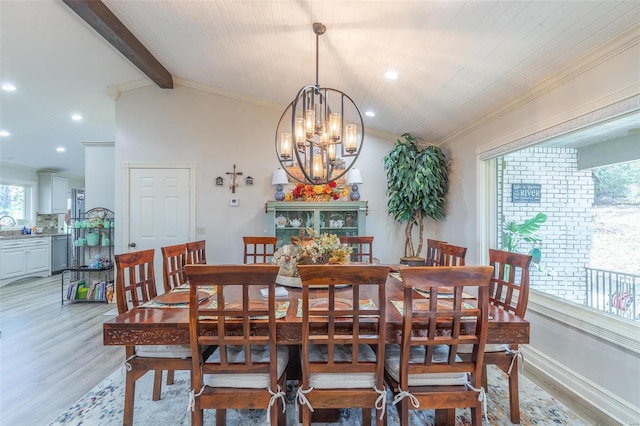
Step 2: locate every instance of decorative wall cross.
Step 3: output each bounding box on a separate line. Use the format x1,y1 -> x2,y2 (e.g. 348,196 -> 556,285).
225,164 -> 243,193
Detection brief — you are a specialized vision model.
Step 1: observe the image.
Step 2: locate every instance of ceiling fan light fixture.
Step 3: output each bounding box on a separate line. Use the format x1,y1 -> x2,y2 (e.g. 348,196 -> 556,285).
275,22 -> 365,185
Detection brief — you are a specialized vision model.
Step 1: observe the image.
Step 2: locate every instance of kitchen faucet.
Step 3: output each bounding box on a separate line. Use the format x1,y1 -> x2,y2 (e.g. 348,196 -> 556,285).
0,215 -> 17,229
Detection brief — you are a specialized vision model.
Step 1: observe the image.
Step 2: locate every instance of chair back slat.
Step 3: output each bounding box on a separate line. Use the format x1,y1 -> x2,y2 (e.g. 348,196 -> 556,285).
161,243 -> 188,292
297,265 -> 389,382
439,243 -> 467,266
489,249 -> 532,318
186,240 -> 207,265
243,236 -> 278,264
425,239 -> 446,266
338,235 -> 374,263
114,249 -> 157,314
185,264 -> 280,376
398,266 -> 493,388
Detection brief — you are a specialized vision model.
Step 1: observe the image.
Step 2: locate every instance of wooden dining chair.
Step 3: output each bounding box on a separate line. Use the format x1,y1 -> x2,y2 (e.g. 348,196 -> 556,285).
339,235 -> 374,263
242,236 -> 278,264
186,240 -> 207,265
385,266 -> 493,426
296,264 -> 390,426
463,249 -> 533,424
439,242 -> 467,266
425,238 -> 446,266
184,264 -> 287,426
160,243 -> 188,292
114,249 -> 193,426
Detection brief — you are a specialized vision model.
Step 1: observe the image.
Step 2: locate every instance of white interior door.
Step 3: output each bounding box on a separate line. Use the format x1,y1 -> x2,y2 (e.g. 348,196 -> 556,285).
127,167 -> 192,290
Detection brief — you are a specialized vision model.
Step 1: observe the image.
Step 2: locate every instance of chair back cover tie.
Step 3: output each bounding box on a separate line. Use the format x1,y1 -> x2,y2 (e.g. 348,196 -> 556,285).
374,386 -> 388,420
122,354 -> 136,375
296,386 -> 314,412
267,385 -> 287,424
507,348 -> 524,375
187,385 -> 206,412
392,386 -> 420,408
466,381 -> 488,423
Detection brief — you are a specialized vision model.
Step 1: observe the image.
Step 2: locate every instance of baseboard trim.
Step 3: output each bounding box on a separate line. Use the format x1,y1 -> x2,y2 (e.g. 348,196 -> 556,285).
522,346 -> 640,425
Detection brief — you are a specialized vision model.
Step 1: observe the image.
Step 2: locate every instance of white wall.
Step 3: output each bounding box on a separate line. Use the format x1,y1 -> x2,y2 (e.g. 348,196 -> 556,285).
114,84 -> 404,264
441,39 -> 640,420
84,142 -> 114,211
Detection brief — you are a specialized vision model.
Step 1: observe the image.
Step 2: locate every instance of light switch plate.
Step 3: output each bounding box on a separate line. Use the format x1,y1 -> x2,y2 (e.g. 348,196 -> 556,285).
229,198 -> 239,207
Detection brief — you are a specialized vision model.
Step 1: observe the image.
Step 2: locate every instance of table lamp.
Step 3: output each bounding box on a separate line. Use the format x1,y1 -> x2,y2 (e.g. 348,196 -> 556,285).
346,168 -> 363,201
272,168 -> 289,201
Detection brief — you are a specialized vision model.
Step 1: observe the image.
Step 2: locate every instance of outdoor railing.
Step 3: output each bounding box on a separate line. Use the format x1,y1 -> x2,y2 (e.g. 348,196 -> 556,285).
585,267 -> 639,321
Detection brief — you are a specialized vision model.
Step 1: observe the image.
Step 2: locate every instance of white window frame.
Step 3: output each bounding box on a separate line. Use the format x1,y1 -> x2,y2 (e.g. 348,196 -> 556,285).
477,97 -> 640,355
0,179 -> 36,229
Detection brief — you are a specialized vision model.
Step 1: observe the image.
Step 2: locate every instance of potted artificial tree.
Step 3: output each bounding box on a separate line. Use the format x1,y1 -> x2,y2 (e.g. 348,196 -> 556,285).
383,133 -> 449,264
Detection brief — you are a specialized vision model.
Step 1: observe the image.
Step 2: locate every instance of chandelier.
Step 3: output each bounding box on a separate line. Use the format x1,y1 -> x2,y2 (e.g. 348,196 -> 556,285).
275,22 -> 365,185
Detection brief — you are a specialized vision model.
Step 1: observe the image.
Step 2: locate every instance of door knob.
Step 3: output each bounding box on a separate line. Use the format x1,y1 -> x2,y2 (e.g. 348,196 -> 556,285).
128,242 -> 136,248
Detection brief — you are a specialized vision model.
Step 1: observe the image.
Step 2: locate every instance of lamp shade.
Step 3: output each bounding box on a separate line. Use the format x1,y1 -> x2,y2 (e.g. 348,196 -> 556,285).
272,169 -> 289,185
346,168 -> 363,185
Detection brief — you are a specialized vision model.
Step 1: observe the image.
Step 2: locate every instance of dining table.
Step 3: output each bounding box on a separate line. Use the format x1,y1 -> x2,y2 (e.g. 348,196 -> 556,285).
103,269 -> 529,423
103,270 -> 529,351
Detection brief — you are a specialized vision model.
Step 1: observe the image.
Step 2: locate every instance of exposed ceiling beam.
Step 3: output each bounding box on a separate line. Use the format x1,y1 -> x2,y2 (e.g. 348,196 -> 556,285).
61,0 -> 173,89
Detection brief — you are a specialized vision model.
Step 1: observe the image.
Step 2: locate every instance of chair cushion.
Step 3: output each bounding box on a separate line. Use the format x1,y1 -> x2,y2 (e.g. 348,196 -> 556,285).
203,345 -> 289,388
135,344 -> 191,358
385,344 -> 467,386
306,344 -> 377,389
457,343 -> 509,353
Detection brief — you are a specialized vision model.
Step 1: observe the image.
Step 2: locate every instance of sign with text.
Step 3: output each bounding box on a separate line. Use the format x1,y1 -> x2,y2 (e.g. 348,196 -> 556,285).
512,183 -> 541,203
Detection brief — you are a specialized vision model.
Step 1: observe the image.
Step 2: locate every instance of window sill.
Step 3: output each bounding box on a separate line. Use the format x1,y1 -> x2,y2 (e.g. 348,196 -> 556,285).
529,290 -> 640,355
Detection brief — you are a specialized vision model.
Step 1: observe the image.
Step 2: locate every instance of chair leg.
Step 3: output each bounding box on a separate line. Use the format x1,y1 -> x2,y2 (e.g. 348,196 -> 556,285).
152,370 -> 163,401
509,358 -> 521,424
191,406 -> 203,426
362,407 -> 372,426
123,371 -> 136,426
399,398 -> 409,426
301,404 -> 312,426
435,408 -> 455,426
166,370 -> 175,385
216,408 -> 226,426
470,403 -> 482,426
481,364 -> 488,389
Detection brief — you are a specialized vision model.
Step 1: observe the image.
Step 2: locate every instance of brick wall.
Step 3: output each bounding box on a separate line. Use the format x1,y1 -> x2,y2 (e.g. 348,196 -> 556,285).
498,147 -> 593,303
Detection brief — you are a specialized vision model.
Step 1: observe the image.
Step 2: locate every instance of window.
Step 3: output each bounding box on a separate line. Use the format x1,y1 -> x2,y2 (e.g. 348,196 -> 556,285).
484,108 -> 640,325
0,183 -> 33,226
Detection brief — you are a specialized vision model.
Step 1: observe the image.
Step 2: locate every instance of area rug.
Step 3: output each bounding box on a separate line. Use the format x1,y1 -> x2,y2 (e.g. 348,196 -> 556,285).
48,365 -> 588,425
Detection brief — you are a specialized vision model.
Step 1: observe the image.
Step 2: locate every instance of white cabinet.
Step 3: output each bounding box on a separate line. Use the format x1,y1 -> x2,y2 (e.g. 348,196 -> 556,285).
38,173 -> 68,214
0,237 -> 51,286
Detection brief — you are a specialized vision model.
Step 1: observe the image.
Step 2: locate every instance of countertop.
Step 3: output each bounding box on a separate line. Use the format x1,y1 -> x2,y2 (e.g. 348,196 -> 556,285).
0,233 -> 68,240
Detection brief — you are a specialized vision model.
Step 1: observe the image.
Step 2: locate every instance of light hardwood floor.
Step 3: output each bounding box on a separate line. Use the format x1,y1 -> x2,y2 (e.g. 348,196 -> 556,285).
0,275 -> 122,426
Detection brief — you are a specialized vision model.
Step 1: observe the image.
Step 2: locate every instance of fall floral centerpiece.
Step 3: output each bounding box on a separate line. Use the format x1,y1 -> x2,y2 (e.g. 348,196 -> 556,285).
272,229 -> 353,287
287,181 -> 347,201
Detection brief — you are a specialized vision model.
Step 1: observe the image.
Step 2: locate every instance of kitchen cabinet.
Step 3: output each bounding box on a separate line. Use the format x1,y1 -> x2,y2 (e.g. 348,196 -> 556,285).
0,237 -> 51,286
38,172 -> 69,214
265,201 -> 367,248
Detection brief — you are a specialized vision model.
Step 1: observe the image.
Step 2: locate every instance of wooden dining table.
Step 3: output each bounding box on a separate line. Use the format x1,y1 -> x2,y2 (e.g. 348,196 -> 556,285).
103,272 -> 529,348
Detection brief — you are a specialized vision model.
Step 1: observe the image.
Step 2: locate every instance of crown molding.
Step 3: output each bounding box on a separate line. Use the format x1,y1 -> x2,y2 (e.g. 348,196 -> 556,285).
438,23 -> 640,148
81,141 -> 115,147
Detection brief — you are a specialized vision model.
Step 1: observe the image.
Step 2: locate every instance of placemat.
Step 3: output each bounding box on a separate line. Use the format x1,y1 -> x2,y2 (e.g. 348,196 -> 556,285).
296,298 -> 376,317
200,300 -> 290,320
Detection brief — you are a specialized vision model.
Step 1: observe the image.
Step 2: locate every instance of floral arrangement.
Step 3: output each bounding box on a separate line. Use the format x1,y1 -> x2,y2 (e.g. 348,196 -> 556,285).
287,181 -> 347,201
296,229 -> 352,265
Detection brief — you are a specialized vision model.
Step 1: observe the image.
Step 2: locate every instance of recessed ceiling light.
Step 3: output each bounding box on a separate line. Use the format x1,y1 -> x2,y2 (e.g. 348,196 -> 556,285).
1,83 -> 16,91
365,111 -> 376,117
384,70 -> 399,80
71,114 -> 82,121
0,130 -> 10,137
56,147 -> 66,152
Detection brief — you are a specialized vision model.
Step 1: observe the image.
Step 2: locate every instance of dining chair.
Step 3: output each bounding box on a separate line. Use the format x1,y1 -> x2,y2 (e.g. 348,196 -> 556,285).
114,249 -> 193,426
242,236 -> 278,264
296,264 -> 390,426
160,243 -> 188,292
384,266 -> 493,426
459,249 -> 533,423
184,264 -> 288,426
439,242 -> 467,266
425,239 -> 446,266
186,240 -> 207,265
338,235 -> 374,263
